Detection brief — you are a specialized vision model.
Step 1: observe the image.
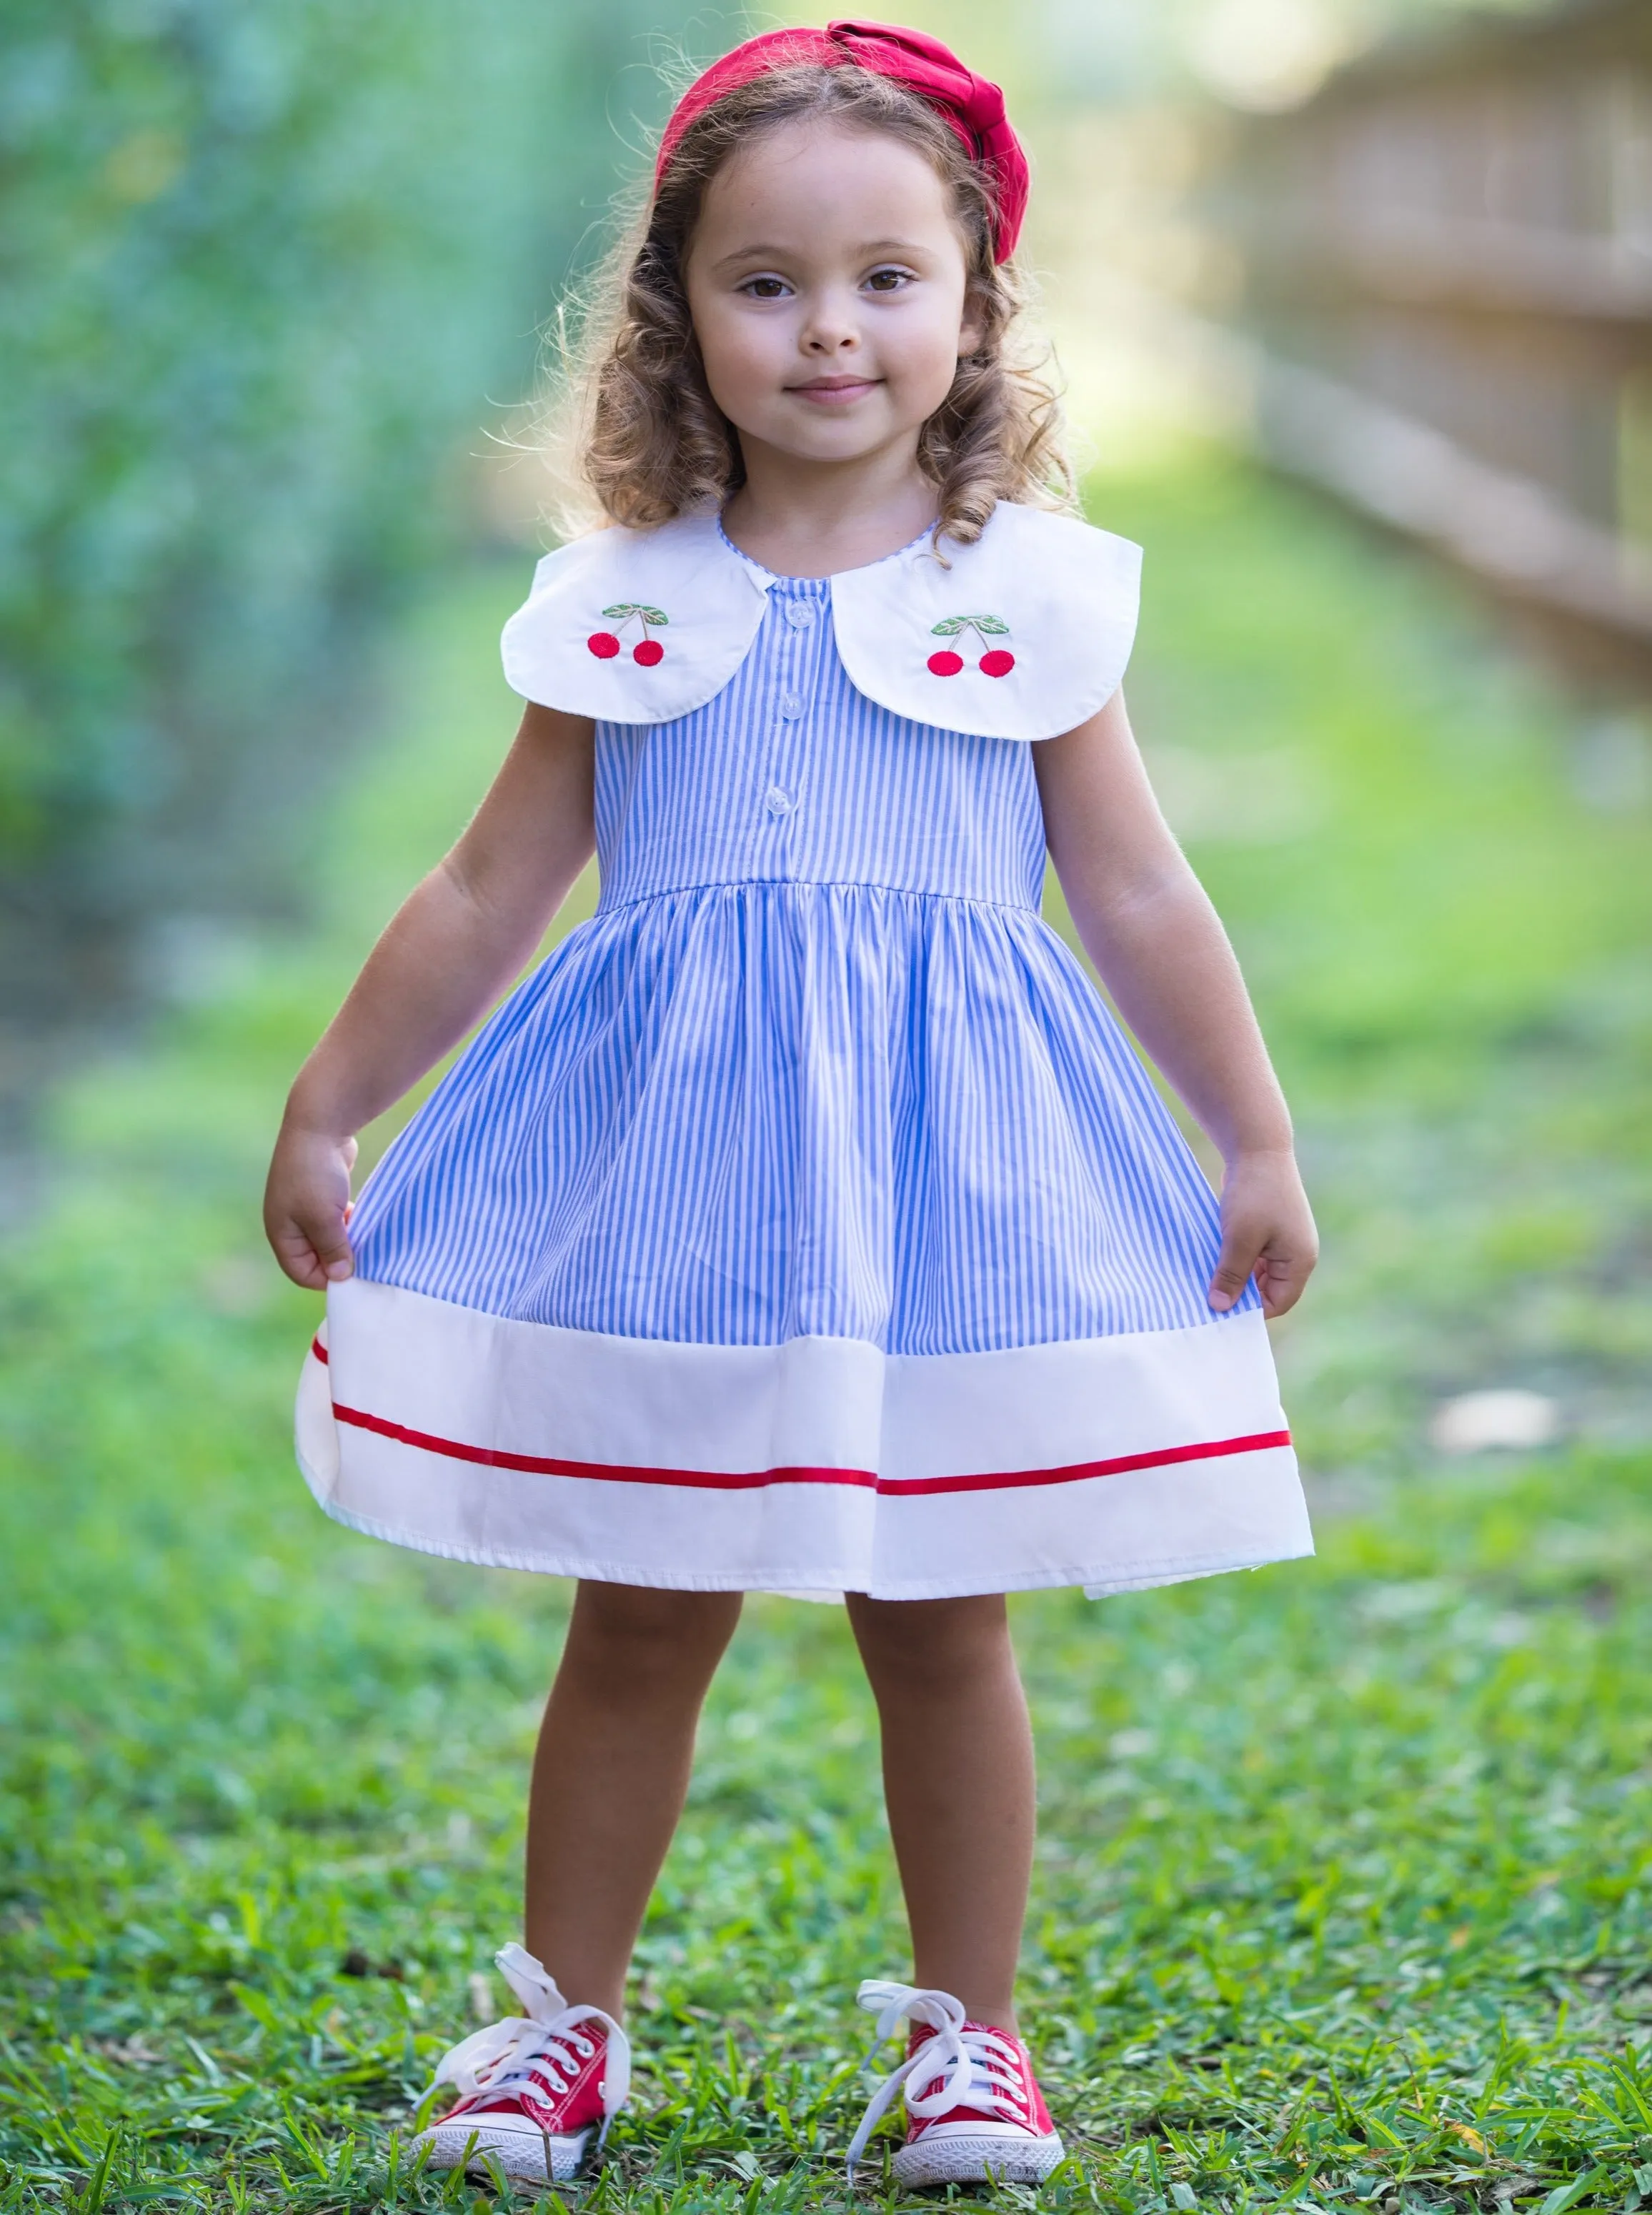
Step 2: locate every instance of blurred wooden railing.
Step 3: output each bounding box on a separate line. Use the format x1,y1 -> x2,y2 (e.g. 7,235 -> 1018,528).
1205,0 -> 1652,649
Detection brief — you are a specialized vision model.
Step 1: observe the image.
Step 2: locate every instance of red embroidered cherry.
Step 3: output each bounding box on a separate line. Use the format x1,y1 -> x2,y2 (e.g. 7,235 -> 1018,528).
587,631 -> 621,659
927,649 -> 965,676
979,648 -> 1015,677
632,639 -> 664,667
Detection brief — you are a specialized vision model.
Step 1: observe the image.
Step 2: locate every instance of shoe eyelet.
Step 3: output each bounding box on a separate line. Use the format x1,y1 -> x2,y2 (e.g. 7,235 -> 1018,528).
574,2037 -> 594,2056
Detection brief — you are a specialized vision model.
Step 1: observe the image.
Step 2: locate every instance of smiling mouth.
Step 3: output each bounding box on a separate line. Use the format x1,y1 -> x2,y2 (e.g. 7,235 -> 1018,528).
789,377 -> 880,403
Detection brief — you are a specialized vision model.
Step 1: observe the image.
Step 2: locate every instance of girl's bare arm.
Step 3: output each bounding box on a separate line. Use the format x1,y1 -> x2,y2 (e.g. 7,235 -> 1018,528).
264,703 -> 595,1289
1033,689 -> 1317,1318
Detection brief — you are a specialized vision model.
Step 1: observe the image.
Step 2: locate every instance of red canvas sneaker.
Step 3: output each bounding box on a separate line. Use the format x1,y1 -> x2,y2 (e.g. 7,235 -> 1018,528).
411,1944 -> 630,2184
846,1980 -> 1065,2187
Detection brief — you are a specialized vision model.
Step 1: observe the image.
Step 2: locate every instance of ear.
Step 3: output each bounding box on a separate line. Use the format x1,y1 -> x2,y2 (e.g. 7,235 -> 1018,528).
957,284 -> 989,362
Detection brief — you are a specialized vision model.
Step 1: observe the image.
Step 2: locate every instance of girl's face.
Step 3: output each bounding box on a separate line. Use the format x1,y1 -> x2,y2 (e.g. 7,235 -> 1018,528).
684,119 -> 983,477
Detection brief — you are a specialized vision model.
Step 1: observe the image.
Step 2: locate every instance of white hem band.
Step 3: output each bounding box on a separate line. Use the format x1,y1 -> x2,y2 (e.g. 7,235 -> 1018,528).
295,1278 -> 1313,1601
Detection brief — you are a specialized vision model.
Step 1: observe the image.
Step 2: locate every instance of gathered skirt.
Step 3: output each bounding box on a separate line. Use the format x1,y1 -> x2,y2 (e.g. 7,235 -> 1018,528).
297,880 -> 1312,1598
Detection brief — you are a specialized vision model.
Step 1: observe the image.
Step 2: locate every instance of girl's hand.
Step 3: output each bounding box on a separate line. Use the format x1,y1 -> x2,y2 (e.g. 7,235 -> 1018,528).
1209,1149 -> 1318,1318
264,1123 -> 359,1290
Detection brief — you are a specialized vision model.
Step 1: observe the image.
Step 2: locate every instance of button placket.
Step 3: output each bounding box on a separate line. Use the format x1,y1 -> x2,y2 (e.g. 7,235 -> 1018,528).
734,584 -> 824,880
758,594 -> 817,855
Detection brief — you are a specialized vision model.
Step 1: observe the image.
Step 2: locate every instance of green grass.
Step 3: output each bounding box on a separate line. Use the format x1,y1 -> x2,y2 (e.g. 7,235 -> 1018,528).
4,456 -> 1651,2214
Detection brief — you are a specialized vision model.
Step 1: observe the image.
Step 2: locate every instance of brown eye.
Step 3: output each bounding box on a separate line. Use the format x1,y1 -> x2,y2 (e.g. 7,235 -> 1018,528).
743,277 -> 789,299
865,268 -> 911,293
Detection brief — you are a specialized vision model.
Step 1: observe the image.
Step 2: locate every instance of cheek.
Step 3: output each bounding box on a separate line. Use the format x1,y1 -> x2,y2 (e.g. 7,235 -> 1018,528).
888,277 -> 971,370
897,303 -> 970,396
694,305 -> 781,408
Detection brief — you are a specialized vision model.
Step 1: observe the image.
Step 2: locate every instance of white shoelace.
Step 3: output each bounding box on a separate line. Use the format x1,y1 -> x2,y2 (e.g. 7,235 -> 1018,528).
845,1981 -> 1033,2175
425,1943 -> 631,2146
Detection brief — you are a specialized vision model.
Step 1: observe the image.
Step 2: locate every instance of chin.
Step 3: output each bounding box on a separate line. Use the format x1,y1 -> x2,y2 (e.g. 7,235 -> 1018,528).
803,438 -> 900,467
785,409 -> 906,449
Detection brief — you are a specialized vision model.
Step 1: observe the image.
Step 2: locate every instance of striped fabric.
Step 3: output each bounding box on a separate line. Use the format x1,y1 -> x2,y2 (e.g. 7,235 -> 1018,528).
346,564 -> 1255,1358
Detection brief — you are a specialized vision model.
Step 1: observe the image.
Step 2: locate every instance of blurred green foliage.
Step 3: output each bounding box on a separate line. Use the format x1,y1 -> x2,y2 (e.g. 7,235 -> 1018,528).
0,0 -> 710,937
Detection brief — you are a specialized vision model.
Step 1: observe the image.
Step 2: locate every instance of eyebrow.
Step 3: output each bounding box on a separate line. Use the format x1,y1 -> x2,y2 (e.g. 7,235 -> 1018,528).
709,237 -> 928,272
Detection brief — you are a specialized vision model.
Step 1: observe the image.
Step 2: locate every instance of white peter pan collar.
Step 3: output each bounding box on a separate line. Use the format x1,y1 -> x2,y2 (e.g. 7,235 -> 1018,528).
500,501 -> 1141,742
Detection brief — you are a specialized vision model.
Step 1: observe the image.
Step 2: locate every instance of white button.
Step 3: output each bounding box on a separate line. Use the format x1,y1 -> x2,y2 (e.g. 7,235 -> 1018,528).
785,602 -> 815,629
780,692 -> 805,718
766,785 -> 792,815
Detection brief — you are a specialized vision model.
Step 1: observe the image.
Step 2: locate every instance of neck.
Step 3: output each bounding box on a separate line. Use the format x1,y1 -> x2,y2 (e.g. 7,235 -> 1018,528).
721,433 -> 938,579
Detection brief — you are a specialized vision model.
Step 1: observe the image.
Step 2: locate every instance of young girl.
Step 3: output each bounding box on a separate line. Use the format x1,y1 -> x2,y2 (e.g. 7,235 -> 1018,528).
266,19 -> 1316,2189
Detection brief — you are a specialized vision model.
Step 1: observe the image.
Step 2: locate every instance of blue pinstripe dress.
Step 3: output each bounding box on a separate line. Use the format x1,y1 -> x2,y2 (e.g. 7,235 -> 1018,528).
297,519 -> 1312,1600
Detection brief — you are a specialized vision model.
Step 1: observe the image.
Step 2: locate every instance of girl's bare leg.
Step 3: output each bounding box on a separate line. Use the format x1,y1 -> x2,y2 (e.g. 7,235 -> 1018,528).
525,1581 -> 743,2014
845,1592 -> 1035,2033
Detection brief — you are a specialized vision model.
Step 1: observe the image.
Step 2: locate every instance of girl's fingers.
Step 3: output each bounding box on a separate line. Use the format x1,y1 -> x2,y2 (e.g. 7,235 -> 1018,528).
269,1227 -> 328,1290
312,1230 -> 356,1283
263,1128 -> 358,1288
299,1205 -> 355,1282
1211,1157 -> 1318,1316
1255,1248 -> 1310,1318
1209,1223 -> 1315,1316
1207,1225 -> 1260,1312
268,1212 -> 354,1288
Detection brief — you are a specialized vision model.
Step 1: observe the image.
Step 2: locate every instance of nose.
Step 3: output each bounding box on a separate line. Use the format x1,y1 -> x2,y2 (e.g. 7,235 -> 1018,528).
799,286 -> 860,357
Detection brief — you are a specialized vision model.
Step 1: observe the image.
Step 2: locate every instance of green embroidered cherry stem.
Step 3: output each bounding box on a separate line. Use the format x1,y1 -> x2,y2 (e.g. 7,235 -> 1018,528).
930,614 -> 1008,637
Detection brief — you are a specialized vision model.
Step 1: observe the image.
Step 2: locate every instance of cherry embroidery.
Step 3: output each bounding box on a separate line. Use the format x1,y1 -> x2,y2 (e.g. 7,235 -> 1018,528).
588,602 -> 669,663
929,614 -> 1015,676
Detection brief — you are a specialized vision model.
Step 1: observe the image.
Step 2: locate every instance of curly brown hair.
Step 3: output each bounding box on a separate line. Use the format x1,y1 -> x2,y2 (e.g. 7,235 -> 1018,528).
552,62 -> 1073,547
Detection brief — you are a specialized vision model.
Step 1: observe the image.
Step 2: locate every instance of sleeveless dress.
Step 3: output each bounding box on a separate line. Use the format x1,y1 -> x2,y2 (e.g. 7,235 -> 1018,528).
295,526 -> 1313,1601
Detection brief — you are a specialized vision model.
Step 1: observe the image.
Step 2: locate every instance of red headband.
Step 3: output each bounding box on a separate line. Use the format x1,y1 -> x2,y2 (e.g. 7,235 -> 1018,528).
654,19 -> 1029,262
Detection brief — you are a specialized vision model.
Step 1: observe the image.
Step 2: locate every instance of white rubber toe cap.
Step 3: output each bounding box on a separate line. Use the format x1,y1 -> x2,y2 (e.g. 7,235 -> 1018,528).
413,2118 -> 593,2184
892,2123 -> 1065,2186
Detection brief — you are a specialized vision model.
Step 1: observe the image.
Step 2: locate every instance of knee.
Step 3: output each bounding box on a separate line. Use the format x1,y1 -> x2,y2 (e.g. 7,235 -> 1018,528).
565,1582 -> 741,1697
847,1593 -> 1011,1697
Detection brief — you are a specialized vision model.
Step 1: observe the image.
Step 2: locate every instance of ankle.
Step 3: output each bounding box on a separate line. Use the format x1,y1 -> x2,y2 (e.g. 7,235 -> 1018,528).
909,1973 -> 1017,2036
922,2003 -> 1018,2038
519,1954 -> 626,2023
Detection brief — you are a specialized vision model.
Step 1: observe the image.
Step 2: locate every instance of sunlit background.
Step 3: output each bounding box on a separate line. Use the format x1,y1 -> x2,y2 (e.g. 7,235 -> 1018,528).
5,1 -> 1652,2205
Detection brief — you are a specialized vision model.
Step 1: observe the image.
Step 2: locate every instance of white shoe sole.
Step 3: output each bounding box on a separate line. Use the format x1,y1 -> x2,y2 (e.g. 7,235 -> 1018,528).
892,2129 -> 1065,2186
413,2120 -> 593,2183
